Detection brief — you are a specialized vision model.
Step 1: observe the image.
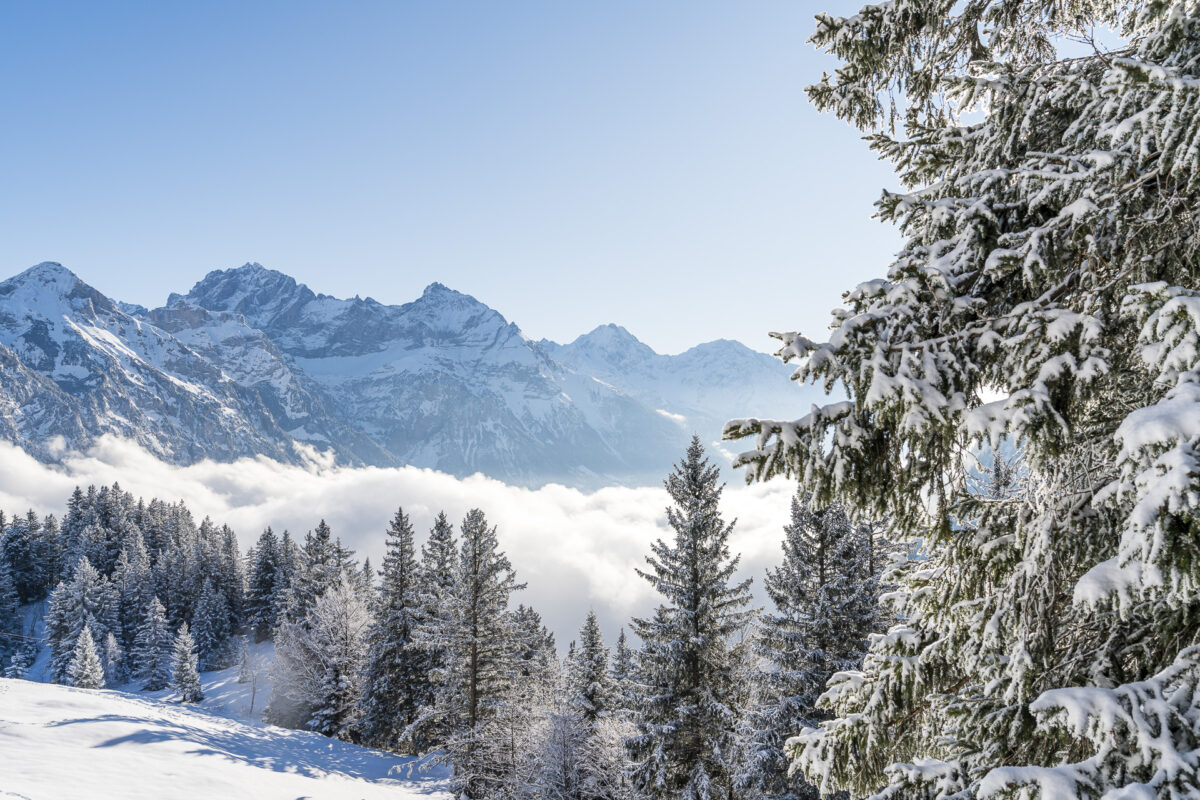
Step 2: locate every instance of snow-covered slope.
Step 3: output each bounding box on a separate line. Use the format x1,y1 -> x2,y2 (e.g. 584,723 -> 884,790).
0,261 -> 816,486
0,677 -> 452,799
0,263 -> 304,465
144,299 -> 396,465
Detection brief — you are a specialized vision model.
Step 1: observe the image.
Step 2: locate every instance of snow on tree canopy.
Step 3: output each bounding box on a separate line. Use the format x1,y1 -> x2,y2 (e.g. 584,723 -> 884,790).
723,3 -> 1200,800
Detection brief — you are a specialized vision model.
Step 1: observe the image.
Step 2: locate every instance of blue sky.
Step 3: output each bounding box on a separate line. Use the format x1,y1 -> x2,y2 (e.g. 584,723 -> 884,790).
0,1 -> 900,354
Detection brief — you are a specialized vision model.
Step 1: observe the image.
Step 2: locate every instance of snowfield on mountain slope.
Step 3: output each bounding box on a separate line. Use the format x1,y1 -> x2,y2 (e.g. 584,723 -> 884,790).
0,678 -> 452,800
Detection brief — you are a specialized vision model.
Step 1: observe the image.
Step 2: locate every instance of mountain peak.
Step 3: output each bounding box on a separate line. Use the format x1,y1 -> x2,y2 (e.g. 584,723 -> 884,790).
197,262 -> 298,291
226,262 -> 296,284
584,322 -> 638,340
421,281 -> 471,301
684,338 -> 751,355
0,262 -> 115,314
8,261 -> 80,289
180,263 -> 314,320
406,282 -> 514,336
568,323 -> 657,361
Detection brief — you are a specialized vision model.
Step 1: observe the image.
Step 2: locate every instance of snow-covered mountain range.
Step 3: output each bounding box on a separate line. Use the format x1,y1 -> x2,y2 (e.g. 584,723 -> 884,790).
0,262 -> 812,486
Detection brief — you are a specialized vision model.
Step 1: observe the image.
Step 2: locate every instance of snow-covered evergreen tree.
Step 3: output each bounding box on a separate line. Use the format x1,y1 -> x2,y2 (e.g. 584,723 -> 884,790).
60,487 -> 89,574
101,630 -> 126,687
630,436 -> 754,800
1,511 -> 48,603
570,610 -> 613,723
738,493 -> 877,800
269,576 -> 371,738
723,4 -> 1200,800
352,556 -> 376,607
280,520 -> 348,626
610,627 -> 637,716
529,612 -> 642,800
214,523 -> 246,631
526,648 -> 643,800
112,538 -> 153,651
191,578 -> 232,669
512,603 -> 557,694
68,623 -> 105,689
245,527 -> 284,641
45,557 -> 120,685
37,514 -> 64,596
433,508 -> 525,799
96,485 -> 126,566
0,553 -> 20,662
474,603 -> 559,799
172,623 -> 203,703
585,714 -> 643,800
133,596 -> 173,691
268,530 -> 303,636
984,452 -> 1018,503
4,645 -> 34,679
235,636 -> 250,682
408,511 -> 459,751
151,507 -> 207,627
530,674 -> 589,800
358,507 -> 426,750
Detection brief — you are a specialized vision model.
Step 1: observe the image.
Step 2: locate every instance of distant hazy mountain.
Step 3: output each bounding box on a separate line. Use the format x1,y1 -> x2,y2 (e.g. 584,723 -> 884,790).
0,262 -> 816,487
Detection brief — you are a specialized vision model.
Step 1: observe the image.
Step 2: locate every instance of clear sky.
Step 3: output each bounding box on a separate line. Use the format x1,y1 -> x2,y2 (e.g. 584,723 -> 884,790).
0,1 -> 900,354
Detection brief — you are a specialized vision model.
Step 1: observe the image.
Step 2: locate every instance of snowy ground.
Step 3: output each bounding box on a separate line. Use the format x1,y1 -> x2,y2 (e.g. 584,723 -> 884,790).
0,656 -> 452,799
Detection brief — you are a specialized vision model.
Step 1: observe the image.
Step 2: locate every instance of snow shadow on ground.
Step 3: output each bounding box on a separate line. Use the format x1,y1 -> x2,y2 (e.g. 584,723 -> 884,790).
46,707 -> 446,789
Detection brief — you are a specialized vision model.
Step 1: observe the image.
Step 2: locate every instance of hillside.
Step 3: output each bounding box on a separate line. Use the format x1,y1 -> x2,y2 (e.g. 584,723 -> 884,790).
0,676 -> 452,800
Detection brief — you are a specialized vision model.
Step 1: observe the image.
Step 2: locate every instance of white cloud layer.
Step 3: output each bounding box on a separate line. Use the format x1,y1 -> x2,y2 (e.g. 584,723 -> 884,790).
0,437 -> 797,647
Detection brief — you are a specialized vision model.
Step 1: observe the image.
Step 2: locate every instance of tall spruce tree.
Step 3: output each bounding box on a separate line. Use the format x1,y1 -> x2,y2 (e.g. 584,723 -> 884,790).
358,507 -> 426,750
304,578 -> 371,739
1,511 -> 46,603
37,514 -> 64,596
512,603 -> 557,692
0,553 -> 20,662
282,520 -> 345,625
609,627 -> 637,717
269,576 -> 371,738
245,527 -> 283,641
434,508 -> 524,799
532,678 -> 590,800
409,511 -> 458,751
133,596 -> 173,691
68,623 -> 105,690
570,610 -> 613,723
60,487 -> 89,574
270,530 -> 302,636
723,4 -> 1200,800
630,436 -> 754,800
738,493 -> 877,800
489,602 -> 560,799
172,623 -> 204,703
191,578 -> 232,669
112,538 -> 153,651
101,630 -> 126,687
45,557 -> 121,685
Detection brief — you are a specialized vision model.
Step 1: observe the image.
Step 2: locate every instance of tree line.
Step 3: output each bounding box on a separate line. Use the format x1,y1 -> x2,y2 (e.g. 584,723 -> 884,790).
0,436 -> 894,800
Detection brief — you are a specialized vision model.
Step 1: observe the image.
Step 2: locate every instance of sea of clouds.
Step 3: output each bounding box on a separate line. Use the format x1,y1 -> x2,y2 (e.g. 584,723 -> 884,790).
0,436 -> 798,646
